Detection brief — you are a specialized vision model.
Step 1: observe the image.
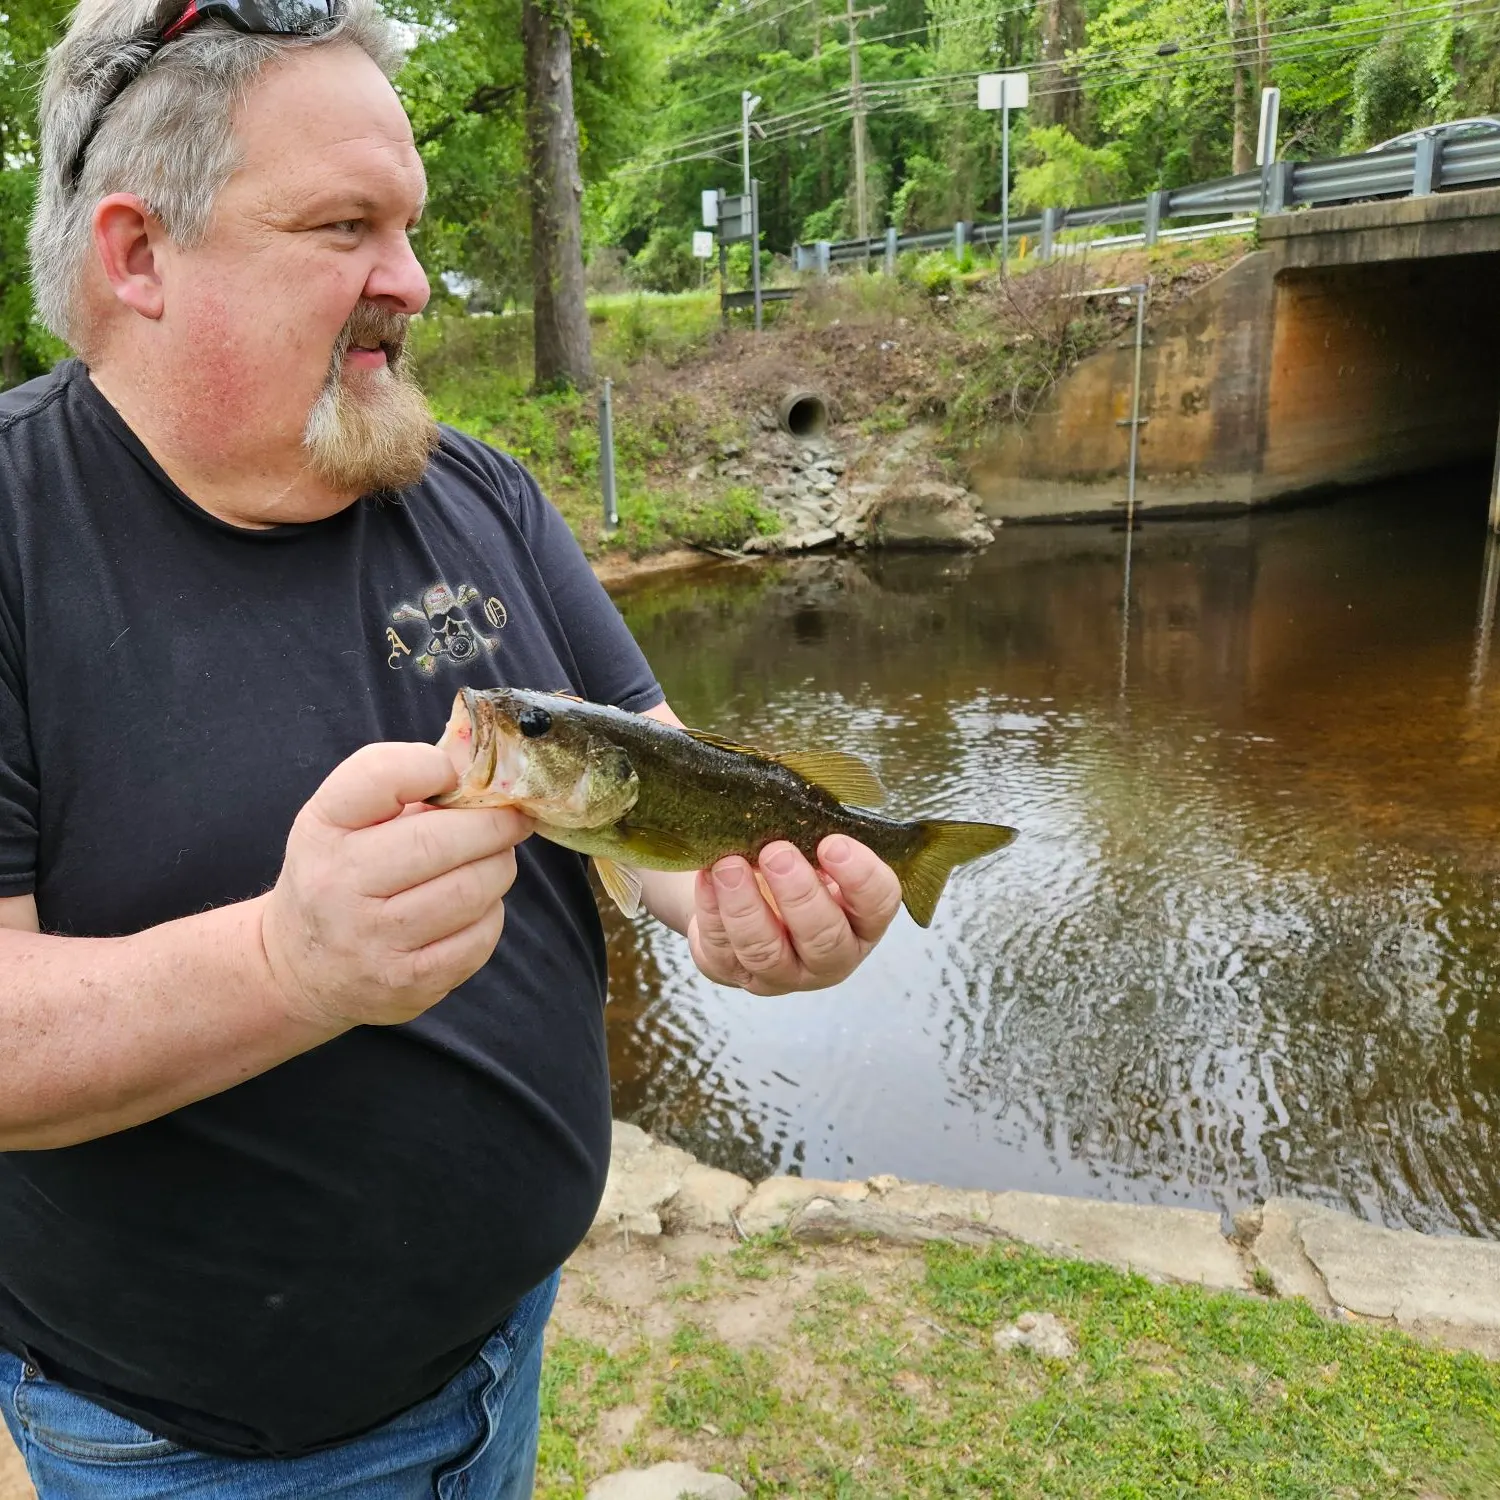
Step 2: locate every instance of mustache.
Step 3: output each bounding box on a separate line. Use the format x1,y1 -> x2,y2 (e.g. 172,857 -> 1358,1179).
330,303 -> 412,372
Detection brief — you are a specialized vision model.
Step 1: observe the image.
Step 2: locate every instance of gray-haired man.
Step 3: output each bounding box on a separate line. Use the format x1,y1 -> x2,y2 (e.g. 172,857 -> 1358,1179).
0,0 -> 903,1494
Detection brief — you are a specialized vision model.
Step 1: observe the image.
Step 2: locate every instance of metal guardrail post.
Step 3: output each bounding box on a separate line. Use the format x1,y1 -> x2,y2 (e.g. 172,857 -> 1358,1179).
885,225 -> 898,275
1143,190 -> 1164,247
1040,206 -> 1058,261
954,220 -> 968,259
1262,161 -> 1291,214
816,240 -> 831,276
1414,136 -> 1438,196
599,378 -> 618,531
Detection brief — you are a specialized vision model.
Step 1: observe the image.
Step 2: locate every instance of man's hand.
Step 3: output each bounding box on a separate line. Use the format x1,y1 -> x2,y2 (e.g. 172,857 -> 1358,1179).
686,835 -> 902,997
261,743 -> 532,1028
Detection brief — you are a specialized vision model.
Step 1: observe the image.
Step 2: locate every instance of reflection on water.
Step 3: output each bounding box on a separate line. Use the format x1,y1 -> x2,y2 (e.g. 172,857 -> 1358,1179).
605,468 -> 1500,1234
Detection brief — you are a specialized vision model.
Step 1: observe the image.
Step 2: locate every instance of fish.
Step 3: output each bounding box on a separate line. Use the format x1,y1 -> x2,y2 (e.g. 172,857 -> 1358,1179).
432,687 -> 1016,928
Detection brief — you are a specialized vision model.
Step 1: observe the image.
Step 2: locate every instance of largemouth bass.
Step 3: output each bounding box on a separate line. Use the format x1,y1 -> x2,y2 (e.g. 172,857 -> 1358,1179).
434,687 -> 1015,928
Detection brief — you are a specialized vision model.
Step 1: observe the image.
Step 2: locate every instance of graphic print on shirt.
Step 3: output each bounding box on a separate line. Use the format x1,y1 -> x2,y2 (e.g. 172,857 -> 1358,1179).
387,581 -> 508,675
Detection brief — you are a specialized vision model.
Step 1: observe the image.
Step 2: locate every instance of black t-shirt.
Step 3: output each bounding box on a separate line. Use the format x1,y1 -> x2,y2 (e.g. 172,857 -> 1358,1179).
0,360 -> 662,1457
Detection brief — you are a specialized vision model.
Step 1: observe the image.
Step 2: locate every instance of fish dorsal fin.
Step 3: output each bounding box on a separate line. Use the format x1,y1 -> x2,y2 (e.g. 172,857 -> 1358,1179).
593,857 -> 644,918
777,750 -> 886,807
678,726 -> 886,807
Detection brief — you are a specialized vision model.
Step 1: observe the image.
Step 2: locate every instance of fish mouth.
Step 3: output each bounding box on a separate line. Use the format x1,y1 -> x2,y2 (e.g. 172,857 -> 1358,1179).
431,688 -> 522,807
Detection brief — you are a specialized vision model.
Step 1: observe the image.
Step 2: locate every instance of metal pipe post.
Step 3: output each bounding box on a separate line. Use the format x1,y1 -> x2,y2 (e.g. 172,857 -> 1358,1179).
740,91 -> 753,196
750,179 -> 764,333
599,378 -> 618,530
1125,282 -> 1147,528
1490,402 -> 1500,532
885,225 -> 898,276
1000,82 -> 1010,279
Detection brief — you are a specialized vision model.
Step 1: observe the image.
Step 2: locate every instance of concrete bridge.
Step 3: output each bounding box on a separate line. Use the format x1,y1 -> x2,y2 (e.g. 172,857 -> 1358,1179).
971,187 -> 1500,524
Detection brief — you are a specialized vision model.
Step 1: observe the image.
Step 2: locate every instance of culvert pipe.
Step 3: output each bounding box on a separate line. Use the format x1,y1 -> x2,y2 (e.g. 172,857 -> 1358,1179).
778,390 -> 830,440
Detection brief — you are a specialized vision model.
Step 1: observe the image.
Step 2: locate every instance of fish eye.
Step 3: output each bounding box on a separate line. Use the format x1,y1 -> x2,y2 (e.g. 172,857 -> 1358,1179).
518,706 -> 553,739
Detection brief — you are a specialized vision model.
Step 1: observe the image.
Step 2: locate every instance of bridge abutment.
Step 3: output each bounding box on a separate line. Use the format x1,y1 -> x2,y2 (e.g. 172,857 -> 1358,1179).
970,188 -> 1500,522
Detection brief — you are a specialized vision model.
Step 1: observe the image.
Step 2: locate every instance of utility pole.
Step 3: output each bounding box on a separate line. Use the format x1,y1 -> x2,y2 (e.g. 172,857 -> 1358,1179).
741,90 -> 761,196
835,0 -> 884,243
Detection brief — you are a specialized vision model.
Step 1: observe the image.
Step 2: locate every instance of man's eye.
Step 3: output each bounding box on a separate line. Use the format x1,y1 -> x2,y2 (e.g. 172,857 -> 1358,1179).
324,220 -> 361,234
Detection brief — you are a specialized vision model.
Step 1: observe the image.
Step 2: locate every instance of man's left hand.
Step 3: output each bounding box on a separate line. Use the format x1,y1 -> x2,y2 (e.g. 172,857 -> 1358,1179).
686,835 -> 902,996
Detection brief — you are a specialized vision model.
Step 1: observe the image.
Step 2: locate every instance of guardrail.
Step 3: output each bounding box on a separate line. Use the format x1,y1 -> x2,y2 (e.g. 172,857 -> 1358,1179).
792,131 -> 1500,271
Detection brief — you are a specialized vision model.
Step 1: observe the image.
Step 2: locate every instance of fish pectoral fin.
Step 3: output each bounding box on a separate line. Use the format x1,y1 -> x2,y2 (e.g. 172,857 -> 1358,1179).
897,820 -> 1017,929
618,824 -> 704,867
678,727 -> 887,807
593,857 -> 644,918
776,750 -> 887,807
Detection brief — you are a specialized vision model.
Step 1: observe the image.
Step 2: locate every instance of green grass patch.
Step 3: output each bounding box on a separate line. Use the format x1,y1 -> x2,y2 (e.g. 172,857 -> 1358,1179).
537,1238 -> 1500,1499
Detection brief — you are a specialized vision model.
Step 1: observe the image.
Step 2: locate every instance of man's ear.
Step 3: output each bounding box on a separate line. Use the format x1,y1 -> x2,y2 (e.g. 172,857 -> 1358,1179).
92,194 -> 166,320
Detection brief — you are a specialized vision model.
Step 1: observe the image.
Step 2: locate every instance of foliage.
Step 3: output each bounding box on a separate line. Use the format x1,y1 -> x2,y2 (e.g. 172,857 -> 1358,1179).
1013,124 -> 1128,211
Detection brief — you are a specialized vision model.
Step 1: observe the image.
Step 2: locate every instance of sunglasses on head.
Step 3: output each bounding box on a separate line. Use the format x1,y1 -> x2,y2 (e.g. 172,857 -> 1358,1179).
66,0 -> 341,190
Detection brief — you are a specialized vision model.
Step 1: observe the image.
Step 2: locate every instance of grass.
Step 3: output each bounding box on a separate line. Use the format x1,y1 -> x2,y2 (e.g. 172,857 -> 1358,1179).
409,293 -> 778,558
537,1236 -> 1500,1499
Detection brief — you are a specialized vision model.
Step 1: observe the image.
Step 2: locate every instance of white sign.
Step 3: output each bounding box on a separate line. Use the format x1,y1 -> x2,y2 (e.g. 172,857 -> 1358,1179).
978,72 -> 1029,111
701,189 -> 720,228
1256,85 -> 1281,167
692,231 -> 715,260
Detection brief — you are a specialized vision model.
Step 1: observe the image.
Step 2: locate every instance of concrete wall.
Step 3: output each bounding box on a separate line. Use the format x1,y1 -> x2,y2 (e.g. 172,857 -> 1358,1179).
969,188 -> 1500,523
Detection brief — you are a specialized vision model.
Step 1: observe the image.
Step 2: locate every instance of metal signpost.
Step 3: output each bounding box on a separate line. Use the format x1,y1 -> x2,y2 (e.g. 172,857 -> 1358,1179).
978,71 -> 1029,276
598,378 -> 618,531
716,186 -> 763,331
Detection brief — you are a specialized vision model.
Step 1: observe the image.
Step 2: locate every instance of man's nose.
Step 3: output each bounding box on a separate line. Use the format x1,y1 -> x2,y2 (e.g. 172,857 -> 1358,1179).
364,229 -> 431,317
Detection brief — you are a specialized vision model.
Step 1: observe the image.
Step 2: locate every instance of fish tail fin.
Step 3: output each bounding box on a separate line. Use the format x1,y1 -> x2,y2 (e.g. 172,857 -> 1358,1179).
896,820 -> 1017,929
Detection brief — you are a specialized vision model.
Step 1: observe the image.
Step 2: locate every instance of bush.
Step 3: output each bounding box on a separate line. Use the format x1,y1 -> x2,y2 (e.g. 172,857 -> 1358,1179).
628,228 -> 700,294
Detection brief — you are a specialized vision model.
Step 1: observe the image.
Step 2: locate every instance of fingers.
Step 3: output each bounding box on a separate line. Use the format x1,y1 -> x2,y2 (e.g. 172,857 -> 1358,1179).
816,835 -> 903,946
358,806 -> 532,899
309,743 -> 458,832
690,841 -> 893,995
381,849 -> 519,951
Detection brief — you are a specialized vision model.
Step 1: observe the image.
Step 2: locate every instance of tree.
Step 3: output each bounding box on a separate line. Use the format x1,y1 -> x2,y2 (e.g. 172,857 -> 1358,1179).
1,0 -> 71,388
523,0 -> 592,391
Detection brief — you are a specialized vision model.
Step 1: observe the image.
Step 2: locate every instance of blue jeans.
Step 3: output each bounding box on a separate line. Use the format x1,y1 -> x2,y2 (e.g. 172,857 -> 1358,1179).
0,1271 -> 558,1499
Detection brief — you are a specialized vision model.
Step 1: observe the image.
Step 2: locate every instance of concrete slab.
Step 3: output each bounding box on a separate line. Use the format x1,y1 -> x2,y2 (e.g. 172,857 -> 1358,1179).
789,1195 -> 996,1248
989,1191 -> 1250,1291
589,1123 -> 697,1244
1273,1197 -> 1500,1333
661,1164 -> 752,1234
1240,1201 -> 1334,1311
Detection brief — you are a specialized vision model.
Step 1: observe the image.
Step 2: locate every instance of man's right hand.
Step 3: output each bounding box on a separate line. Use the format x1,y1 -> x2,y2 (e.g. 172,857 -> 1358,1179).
260,743 -> 531,1029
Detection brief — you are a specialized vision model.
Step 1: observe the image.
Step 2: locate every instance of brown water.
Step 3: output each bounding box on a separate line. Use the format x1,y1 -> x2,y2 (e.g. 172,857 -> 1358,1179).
604,469 -> 1500,1235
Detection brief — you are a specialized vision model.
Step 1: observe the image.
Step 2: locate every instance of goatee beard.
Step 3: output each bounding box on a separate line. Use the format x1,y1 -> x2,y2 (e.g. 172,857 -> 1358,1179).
303,308 -> 440,495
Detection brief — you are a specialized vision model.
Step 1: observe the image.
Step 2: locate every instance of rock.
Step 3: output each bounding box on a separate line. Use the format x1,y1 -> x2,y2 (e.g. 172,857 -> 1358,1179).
738,1176 -> 869,1237
866,1173 -> 902,1196
717,441 -> 743,459
790,1195 -> 995,1248
588,1123 -> 697,1245
586,1463 -> 746,1500
862,480 -> 995,551
993,1312 -> 1076,1361
662,1163 -> 753,1233
781,528 -> 838,552
813,479 -> 837,495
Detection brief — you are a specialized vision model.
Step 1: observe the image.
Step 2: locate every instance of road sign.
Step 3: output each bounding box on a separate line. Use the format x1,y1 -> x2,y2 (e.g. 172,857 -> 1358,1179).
701,189 -> 720,228
978,72 -> 1029,111
692,231 -> 715,260
718,192 -> 754,243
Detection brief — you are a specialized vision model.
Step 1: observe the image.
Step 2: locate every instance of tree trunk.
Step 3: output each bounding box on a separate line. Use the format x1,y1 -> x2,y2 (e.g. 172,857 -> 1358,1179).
1036,0 -> 1086,131
1227,0 -> 1253,173
523,0 -> 592,391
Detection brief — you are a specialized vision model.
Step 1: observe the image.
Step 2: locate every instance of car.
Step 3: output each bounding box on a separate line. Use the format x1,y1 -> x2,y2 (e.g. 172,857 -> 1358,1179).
1365,117 -> 1500,153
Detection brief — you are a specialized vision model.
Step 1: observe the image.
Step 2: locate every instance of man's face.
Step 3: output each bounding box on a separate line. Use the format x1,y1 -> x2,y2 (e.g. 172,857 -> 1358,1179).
154,43 -> 435,497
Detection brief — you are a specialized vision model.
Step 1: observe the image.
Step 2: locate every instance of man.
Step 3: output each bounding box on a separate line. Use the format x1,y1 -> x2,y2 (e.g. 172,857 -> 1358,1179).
0,0 -> 903,1494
